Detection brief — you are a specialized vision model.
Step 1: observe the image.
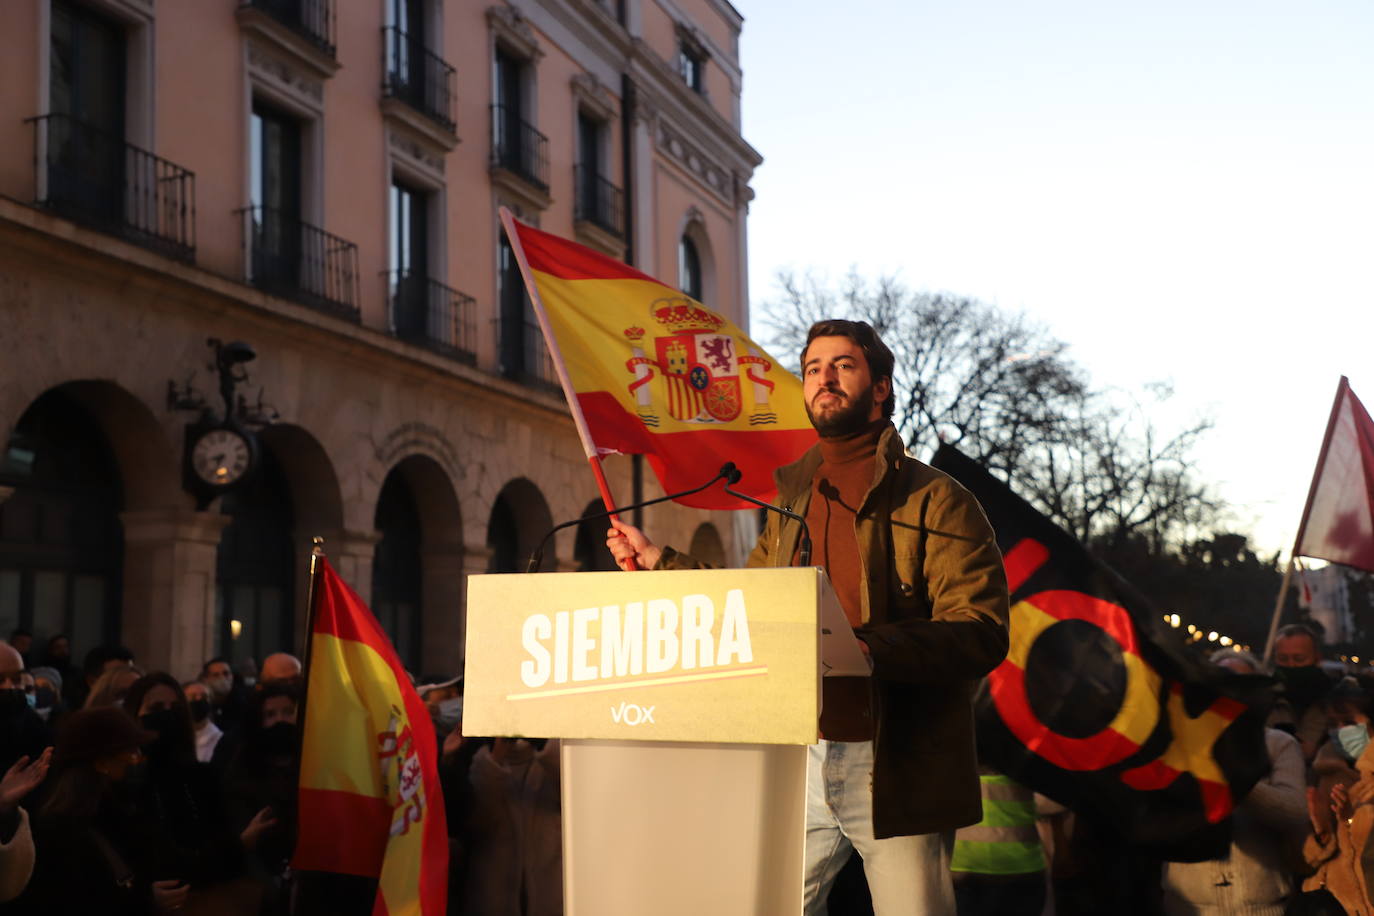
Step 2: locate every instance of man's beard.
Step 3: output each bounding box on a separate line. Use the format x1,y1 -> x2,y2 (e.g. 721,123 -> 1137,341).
806,384 -> 877,438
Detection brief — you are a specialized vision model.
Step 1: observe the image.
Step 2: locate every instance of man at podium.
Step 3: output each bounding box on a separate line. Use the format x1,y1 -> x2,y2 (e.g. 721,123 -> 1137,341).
607,319 -> 1011,915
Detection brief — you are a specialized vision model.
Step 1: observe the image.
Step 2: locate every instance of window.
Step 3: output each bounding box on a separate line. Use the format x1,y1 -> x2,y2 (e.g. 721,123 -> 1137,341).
389,180 -> 431,339
51,1 -> 126,134
48,1 -> 126,226
498,234 -> 533,376
248,100 -> 304,293
679,234 -> 702,301
677,42 -> 705,94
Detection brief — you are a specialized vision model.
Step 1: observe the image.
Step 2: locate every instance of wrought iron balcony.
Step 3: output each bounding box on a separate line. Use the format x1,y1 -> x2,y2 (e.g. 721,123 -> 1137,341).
27,113 -> 196,263
494,316 -> 560,395
240,0 -> 335,58
382,27 -> 455,132
490,105 -> 549,192
385,271 -> 476,365
574,165 -> 625,239
237,205 -> 359,321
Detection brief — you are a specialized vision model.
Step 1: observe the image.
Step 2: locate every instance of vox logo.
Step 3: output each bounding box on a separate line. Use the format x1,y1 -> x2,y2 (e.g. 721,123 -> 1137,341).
611,702 -> 656,726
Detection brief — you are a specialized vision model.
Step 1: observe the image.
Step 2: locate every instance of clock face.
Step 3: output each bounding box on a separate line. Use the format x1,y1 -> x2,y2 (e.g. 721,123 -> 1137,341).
191,428 -> 253,487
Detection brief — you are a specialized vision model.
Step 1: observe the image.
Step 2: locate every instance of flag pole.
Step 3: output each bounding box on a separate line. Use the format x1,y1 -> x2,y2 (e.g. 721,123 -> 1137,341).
499,207 -> 638,569
288,536 -> 326,905
1261,377 -> 1350,664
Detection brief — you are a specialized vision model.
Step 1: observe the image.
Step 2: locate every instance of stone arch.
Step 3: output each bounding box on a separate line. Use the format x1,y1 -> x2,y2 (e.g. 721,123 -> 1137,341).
689,522 -> 726,567
487,477 -> 554,573
237,423 -> 345,656
372,453 -> 465,677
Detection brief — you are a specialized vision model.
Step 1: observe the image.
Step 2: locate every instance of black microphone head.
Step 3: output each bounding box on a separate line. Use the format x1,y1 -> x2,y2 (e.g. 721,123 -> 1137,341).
725,464 -> 743,485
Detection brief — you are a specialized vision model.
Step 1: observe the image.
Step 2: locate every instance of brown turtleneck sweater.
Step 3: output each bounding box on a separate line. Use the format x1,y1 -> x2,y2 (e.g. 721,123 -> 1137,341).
804,419 -> 884,741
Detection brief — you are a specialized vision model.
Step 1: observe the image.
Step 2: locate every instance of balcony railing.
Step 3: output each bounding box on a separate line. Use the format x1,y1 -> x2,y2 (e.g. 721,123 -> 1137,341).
382,27 -> 455,132
238,205 -> 359,320
490,105 -> 549,192
494,316 -> 560,394
574,165 -> 625,239
241,0 -> 335,58
385,271 -> 476,364
27,113 -> 196,263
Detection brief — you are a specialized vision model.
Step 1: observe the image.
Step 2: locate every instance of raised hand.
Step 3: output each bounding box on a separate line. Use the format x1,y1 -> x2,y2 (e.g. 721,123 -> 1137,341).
0,747 -> 51,812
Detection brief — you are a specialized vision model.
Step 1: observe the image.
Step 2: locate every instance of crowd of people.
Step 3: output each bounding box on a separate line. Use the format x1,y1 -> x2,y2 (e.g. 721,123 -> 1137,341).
3,620 -> 1374,914
0,631 -> 558,916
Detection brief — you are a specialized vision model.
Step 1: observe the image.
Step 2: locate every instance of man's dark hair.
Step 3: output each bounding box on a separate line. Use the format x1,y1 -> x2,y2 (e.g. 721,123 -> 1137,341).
9,628 -> 31,642
800,319 -> 896,420
82,644 -> 135,680
201,656 -> 232,678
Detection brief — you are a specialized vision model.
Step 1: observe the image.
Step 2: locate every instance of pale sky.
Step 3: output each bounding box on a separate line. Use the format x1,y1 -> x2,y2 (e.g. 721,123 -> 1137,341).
736,0 -> 1374,556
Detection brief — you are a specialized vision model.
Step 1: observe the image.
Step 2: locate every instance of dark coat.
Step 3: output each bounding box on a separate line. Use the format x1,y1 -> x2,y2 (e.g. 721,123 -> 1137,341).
661,423 -> 1010,837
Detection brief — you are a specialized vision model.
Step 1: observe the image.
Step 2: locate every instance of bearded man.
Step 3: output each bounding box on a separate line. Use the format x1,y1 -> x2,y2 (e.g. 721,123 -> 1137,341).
607,319 -> 1010,915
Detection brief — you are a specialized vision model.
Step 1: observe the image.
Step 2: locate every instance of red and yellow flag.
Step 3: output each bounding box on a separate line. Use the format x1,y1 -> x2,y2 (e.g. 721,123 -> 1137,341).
505,215 -> 816,508
293,558 -> 448,916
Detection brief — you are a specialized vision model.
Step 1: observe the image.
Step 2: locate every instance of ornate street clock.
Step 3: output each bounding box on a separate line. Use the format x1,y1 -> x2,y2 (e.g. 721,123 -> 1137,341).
184,421 -> 259,505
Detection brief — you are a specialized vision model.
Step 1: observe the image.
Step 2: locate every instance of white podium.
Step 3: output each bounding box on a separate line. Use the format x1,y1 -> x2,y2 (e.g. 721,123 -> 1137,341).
464,566 -> 865,916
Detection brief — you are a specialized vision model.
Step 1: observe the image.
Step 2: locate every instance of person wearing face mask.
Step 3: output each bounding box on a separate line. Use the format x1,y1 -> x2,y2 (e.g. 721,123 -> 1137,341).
182,681 -> 224,764
27,666 -> 65,726
1269,624 -> 1335,763
0,642 -> 50,779
115,673 -> 250,913
14,706 -> 183,914
1294,679 -> 1374,916
221,684 -> 301,916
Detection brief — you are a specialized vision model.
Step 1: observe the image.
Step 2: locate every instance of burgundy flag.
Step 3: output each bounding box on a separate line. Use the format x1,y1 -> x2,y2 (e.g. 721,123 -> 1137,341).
1295,377 -> 1374,573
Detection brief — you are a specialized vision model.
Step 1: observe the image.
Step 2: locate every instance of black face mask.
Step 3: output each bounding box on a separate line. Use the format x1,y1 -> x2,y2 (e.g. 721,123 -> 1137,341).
140,708 -> 192,761
188,699 -> 212,723
0,689 -> 28,720
261,722 -> 297,756
1275,664 -> 1331,707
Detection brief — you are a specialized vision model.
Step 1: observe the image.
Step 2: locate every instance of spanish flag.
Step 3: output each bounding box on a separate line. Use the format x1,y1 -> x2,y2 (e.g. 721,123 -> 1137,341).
293,558 -> 448,915
503,212 -> 815,509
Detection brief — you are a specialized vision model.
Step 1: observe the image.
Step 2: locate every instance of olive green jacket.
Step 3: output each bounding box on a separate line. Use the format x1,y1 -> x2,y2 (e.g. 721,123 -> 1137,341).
659,423 -> 1010,837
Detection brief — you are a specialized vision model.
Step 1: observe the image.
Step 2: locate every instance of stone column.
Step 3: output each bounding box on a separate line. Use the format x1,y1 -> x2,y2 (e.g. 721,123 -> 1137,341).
443,544 -> 494,672
119,508 -> 230,680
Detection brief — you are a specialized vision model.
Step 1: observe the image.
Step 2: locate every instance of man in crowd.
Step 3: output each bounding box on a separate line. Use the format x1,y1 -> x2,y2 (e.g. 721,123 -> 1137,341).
1270,623 -> 1333,761
183,680 -> 224,763
607,319 -> 1010,915
0,643 -> 49,777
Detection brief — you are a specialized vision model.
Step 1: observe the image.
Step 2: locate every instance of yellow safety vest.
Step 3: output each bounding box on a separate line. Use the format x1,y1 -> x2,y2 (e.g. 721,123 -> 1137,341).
949,773 -> 1046,876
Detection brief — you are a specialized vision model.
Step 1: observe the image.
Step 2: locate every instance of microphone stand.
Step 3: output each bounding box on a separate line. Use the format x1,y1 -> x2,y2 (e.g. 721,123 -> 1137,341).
721,479 -> 813,567
525,463 -> 738,573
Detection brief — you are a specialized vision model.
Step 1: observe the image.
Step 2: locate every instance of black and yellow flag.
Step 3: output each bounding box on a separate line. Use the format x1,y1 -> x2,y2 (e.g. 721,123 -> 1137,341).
931,444 -> 1271,853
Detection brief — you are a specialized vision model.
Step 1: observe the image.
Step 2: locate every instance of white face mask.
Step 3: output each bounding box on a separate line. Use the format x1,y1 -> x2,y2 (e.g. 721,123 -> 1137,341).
207,675 -> 233,698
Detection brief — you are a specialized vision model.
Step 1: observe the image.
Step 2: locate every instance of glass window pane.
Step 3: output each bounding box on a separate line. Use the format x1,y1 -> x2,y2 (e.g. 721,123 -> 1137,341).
70,574 -> 105,659
0,571 -> 19,636
32,571 -> 66,640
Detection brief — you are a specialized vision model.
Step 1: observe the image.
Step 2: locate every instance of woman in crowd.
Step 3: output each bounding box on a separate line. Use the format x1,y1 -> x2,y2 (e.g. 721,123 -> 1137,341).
17,706 -> 189,913
220,683 -> 298,915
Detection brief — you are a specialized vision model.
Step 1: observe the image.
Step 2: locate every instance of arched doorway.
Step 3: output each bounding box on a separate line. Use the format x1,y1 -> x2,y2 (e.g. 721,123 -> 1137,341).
216,445 -> 295,665
373,470 -> 422,670
574,499 -> 617,571
372,454 -> 463,676
487,478 -> 553,573
689,522 -> 726,567
0,389 -> 123,660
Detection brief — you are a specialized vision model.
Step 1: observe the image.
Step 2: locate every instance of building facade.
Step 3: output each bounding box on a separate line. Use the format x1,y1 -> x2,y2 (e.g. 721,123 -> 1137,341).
0,0 -> 762,680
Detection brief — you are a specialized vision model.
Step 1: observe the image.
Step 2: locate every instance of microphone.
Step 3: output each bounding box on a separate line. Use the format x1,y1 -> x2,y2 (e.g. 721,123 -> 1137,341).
722,473 -> 813,566
525,462 -> 738,573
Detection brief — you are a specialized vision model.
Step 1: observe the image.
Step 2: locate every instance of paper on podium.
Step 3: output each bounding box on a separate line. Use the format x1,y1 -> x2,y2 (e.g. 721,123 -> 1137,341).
816,570 -> 871,678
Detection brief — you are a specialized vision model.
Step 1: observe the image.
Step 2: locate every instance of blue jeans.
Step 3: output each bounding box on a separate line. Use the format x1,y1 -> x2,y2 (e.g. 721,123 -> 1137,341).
804,740 -> 955,916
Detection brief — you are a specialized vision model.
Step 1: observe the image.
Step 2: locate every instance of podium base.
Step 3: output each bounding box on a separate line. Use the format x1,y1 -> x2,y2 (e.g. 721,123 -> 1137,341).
561,739 -> 807,916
